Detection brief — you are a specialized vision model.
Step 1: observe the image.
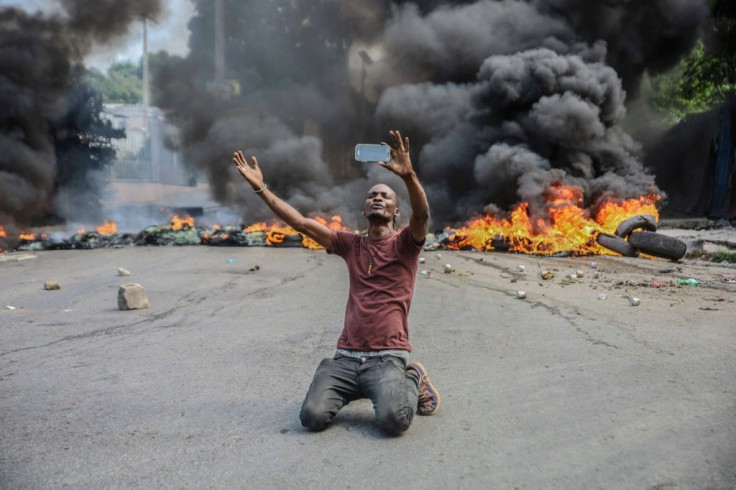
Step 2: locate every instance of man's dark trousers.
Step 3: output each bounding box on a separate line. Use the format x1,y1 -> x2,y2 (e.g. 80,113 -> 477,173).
300,354 -> 420,436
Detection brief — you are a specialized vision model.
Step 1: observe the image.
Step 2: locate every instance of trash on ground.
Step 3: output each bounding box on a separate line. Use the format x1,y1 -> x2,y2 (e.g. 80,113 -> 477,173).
117,267 -> 131,276
517,291 -> 526,299
516,265 -> 525,272
598,294 -> 607,300
541,270 -> 555,280
226,258 -> 236,263
629,297 -> 641,306
44,280 -> 61,290
443,264 -> 455,273
676,278 -> 701,286
249,265 -> 260,272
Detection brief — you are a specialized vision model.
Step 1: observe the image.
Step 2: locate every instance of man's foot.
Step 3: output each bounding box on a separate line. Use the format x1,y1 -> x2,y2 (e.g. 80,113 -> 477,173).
407,362 -> 440,415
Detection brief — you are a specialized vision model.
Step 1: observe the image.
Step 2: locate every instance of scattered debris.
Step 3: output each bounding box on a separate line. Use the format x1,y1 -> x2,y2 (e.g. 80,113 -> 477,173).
598,294 -> 607,300
43,280 -> 61,290
118,284 -> 150,310
443,264 -> 455,273
419,257 -> 426,264
249,265 -> 261,272
420,270 -> 433,278
6,305 -> 16,310
226,258 -> 236,263
541,270 -> 555,280
516,265 -> 526,272
117,267 -> 131,276
676,278 -> 701,286
629,297 -> 641,306
590,262 -> 598,268
517,291 -> 526,299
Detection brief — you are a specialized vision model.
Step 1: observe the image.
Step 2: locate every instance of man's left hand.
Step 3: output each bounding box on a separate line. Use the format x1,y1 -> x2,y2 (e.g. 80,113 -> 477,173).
379,130 -> 414,181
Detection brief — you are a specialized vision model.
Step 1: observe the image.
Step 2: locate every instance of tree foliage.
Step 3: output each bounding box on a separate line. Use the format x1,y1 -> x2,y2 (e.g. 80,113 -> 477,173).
647,0 -> 736,122
84,60 -> 143,104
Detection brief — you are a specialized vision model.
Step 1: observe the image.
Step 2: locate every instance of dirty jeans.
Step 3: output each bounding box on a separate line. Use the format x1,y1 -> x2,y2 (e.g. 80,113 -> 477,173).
299,354 -> 420,436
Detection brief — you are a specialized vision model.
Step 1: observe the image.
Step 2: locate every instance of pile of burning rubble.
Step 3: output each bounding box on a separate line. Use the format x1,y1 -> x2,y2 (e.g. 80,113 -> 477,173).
0,186 -> 688,260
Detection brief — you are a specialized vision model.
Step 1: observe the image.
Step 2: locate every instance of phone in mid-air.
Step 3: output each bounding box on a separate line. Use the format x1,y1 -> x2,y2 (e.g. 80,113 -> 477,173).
355,144 -> 391,163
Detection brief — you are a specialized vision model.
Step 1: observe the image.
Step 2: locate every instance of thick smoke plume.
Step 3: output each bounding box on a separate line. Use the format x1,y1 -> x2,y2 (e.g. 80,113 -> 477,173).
157,1 -> 709,228
0,0 -> 162,237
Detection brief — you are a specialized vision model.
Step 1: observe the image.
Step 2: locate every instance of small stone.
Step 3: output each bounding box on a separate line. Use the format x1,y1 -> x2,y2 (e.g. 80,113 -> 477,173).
517,291 -> 526,299
419,257 -> 425,264
598,293 -> 607,300
629,297 -> 641,306
117,267 -> 131,276
541,270 -> 555,280
590,262 -> 598,269
443,263 -> 455,273
44,280 -> 61,290
516,265 -> 525,272
593,272 -> 600,279
575,270 -> 584,278
118,283 -> 150,310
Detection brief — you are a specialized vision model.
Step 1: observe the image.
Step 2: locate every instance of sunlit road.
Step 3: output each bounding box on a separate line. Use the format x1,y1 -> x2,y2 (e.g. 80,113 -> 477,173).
1,247 -> 734,488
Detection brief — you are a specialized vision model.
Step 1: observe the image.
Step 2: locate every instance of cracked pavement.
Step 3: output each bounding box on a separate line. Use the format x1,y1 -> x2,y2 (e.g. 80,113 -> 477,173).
1,246 -> 734,488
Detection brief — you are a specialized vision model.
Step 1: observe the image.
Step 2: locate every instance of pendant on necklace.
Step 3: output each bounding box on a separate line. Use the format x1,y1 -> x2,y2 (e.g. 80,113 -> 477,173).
368,259 -> 373,275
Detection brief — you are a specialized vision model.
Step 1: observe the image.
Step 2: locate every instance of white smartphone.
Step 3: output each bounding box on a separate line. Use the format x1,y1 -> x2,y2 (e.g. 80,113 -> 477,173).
355,144 -> 390,162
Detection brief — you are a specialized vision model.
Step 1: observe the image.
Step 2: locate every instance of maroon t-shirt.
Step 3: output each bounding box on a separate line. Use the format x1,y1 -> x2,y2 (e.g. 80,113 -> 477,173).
328,226 -> 424,352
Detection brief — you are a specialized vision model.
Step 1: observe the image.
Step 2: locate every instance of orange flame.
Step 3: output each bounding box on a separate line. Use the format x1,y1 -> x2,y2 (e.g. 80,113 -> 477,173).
302,215 -> 350,249
19,232 -> 36,241
0,225 -> 6,238
240,215 -> 349,249
96,221 -> 118,235
77,226 -> 86,234
448,185 -> 661,255
243,222 -> 269,233
171,214 -> 195,231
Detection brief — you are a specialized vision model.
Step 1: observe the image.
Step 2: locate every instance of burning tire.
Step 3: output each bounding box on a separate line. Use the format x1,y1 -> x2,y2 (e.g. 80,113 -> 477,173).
627,231 -> 687,261
596,232 -> 639,257
614,214 -> 657,238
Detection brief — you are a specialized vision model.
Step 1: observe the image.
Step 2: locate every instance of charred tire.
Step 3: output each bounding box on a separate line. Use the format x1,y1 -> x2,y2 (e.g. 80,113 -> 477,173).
596,232 -> 640,257
614,214 -> 657,238
627,231 -> 687,261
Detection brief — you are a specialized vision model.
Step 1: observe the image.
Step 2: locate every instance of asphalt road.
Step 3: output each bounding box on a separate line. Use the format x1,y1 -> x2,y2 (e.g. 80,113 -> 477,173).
1,246 -> 734,489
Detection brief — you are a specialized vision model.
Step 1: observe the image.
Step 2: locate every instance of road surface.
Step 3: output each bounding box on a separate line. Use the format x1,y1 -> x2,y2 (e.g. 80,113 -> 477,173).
1,246 -> 734,488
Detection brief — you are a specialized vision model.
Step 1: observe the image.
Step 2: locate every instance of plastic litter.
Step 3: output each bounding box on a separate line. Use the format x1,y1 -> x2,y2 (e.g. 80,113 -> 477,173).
676,278 -> 700,286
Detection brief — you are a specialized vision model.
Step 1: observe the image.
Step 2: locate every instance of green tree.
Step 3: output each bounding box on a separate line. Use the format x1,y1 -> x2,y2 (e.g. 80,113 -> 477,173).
647,0 -> 736,122
84,60 -> 143,104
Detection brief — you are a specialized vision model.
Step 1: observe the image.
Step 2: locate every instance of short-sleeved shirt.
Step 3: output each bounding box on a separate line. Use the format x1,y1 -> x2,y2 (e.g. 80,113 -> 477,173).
328,226 -> 424,352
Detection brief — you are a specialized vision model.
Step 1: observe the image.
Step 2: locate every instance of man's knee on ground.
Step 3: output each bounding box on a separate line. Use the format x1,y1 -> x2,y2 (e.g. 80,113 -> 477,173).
300,401 -> 334,431
375,406 -> 414,436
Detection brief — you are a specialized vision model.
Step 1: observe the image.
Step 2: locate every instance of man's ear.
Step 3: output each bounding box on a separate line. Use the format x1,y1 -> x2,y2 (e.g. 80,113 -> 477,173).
394,208 -> 400,217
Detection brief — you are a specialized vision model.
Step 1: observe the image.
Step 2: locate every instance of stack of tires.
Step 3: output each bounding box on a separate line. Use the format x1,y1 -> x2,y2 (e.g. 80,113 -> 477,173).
596,214 -> 687,261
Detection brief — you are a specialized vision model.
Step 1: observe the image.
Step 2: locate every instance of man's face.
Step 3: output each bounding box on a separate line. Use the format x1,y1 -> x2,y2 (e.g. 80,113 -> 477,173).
364,184 -> 399,223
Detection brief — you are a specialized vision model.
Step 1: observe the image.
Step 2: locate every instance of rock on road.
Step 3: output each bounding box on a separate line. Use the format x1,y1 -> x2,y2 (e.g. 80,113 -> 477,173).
1,246 -> 734,488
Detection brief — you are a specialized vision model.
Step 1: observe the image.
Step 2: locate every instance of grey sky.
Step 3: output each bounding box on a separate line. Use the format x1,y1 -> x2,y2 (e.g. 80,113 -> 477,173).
3,0 -> 193,70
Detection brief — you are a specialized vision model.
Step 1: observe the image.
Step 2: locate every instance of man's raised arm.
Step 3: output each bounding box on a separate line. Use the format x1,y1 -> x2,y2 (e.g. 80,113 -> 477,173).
232,150 -> 332,248
379,131 -> 430,243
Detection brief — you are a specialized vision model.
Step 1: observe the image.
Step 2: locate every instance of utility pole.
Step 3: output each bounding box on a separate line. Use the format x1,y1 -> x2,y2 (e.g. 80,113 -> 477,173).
214,0 -> 225,83
142,16 -> 150,108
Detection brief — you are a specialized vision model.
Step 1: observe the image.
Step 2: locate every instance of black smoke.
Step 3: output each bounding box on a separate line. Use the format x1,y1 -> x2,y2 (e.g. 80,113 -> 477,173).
155,0 -> 709,228
0,0 -> 162,239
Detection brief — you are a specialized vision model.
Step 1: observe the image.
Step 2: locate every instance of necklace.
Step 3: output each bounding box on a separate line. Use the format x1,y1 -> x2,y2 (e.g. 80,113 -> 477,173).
364,236 -> 387,275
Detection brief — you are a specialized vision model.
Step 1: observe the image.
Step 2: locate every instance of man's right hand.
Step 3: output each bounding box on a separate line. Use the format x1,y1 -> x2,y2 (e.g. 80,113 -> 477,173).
233,150 -> 265,191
